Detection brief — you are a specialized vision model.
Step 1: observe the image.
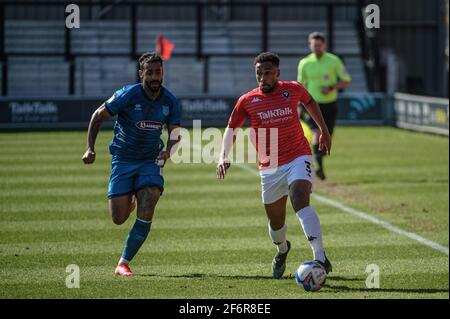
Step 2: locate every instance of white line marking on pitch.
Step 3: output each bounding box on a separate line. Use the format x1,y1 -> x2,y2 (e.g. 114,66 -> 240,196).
233,163 -> 448,255
190,144 -> 450,256
312,194 -> 449,255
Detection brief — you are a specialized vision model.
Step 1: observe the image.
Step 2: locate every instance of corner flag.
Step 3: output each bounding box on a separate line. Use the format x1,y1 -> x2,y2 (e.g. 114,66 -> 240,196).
156,34 -> 175,60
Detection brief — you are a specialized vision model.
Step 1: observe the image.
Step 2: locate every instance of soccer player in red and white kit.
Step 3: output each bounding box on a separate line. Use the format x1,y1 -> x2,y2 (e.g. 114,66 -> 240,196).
216,52 -> 332,278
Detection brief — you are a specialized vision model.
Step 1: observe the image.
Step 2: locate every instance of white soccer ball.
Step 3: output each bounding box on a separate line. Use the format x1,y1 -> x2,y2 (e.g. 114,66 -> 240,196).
295,261 -> 327,292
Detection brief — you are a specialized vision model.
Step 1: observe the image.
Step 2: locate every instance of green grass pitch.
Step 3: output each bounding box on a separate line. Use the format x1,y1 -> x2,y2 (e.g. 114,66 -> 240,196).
0,126 -> 448,298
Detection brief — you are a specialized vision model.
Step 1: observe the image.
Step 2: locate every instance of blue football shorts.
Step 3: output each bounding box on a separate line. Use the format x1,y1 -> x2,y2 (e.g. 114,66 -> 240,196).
107,157 -> 164,199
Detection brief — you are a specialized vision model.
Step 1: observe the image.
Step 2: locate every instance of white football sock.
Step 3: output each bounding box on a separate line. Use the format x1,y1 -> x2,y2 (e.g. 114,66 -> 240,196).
296,206 -> 325,262
268,223 -> 288,253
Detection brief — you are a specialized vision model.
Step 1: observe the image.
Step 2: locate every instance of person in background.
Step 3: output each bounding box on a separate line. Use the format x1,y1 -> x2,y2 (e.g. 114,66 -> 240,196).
298,32 -> 351,180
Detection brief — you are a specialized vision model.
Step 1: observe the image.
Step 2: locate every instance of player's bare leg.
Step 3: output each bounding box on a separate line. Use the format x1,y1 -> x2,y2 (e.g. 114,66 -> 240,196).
289,179 -> 332,273
109,194 -> 135,276
136,186 -> 160,221
265,195 -> 287,230
264,196 -> 291,279
109,194 -> 135,225
311,129 -> 326,180
115,186 -> 160,276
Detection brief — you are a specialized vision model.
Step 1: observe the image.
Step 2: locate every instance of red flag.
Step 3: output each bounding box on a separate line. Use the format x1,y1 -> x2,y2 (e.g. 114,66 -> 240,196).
156,34 -> 175,60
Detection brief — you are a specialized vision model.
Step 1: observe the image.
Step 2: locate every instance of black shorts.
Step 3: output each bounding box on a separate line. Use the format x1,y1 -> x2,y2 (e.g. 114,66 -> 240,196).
306,101 -> 338,136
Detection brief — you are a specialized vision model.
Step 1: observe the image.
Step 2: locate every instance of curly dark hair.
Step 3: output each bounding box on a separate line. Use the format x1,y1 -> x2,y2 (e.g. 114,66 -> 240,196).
138,52 -> 163,70
253,52 -> 280,67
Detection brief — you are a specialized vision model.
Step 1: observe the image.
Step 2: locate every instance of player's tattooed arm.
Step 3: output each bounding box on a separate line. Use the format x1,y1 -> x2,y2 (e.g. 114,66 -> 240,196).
303,98 -> 332,155
82,104 -> 112,164
156,125 -> 181,167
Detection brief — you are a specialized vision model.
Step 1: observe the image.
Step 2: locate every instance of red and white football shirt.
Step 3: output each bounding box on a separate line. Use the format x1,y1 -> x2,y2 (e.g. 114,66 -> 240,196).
228,81 -> 313,170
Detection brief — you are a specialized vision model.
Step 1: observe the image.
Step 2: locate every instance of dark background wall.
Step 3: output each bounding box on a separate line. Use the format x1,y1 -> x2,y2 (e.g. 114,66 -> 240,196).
2,0 -> 448,97
365,0 -> 448,97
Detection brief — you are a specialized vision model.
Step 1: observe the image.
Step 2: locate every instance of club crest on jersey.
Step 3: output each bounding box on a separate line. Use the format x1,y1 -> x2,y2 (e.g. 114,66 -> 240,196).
162,105 -> 170,116
134,104 -> 142,111
136,121 -> 162,130
282,91 -> 290,99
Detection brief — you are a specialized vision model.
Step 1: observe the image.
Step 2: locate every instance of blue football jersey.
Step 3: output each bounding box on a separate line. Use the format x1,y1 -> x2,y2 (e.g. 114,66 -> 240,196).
105,83 -> 181,161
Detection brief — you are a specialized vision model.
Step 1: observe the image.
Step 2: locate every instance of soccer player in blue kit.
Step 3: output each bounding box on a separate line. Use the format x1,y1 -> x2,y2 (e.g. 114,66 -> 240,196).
82,52 -> 181,276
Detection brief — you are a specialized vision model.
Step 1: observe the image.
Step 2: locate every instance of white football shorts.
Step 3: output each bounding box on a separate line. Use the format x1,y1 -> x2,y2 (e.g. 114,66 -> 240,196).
260,155 -> 314,204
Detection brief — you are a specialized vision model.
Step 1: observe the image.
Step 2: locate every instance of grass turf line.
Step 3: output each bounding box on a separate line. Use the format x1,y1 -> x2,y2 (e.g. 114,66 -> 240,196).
0,127 -> 448,298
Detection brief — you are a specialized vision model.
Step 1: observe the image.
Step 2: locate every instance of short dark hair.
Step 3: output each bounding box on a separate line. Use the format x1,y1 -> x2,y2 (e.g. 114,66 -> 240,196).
308,32 -> 326,43
139,52 -> 163,70
254,52 -> 280,67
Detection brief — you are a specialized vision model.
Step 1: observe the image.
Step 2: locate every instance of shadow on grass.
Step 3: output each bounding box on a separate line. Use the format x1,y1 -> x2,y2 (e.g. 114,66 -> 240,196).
135,272 -> 292,281
137,274 -> 364,282
324,284 -> 449,294
327,276 -> 363,282
323,276 -> 448,294
135,273 -> 449,294
324,277 -> 448,294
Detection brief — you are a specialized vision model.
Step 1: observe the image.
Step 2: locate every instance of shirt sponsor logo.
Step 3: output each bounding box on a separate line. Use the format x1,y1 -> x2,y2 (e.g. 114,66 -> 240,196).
256,107 -> 293,120
136,121 -> 162,130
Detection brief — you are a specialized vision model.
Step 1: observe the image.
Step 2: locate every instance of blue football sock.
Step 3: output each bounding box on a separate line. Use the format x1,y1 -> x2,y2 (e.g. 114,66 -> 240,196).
120,218 -> 152,263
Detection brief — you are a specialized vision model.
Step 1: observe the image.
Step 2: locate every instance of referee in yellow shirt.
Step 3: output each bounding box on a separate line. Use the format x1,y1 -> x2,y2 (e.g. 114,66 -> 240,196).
298,32 -> 351,180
